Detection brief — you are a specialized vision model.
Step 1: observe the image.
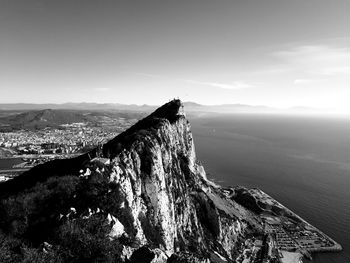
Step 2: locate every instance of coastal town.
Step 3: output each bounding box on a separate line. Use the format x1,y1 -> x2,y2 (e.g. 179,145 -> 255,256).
0,117 -> 138,181
0,116 -> 138,153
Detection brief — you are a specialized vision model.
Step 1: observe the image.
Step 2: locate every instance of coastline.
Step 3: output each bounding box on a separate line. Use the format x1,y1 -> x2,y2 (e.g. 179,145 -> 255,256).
263,189 -> 342,252
256,189 -> 342,260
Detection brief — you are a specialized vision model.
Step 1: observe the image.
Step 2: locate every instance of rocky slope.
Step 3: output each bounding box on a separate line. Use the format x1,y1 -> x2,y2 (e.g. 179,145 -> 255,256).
97,100 -> 263,261
0,100 -> 263,263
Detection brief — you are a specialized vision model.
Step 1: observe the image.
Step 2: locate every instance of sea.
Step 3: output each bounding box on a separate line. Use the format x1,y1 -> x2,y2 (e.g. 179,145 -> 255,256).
0,158 -> 23,169
189,113 -> 350,263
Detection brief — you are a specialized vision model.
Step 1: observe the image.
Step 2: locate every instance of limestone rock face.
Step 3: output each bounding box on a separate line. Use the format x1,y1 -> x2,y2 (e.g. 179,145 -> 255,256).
94,100 -> 261,262
0,100 -> 261,262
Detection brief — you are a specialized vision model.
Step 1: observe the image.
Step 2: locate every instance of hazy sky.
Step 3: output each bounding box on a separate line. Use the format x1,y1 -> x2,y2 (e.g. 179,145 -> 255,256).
1,0 -> 350,112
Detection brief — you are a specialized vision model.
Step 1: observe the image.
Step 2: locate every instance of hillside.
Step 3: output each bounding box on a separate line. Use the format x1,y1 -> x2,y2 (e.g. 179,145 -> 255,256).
0,109 -> 146,132
0,100 -> 264,263
0,109 -> 90,131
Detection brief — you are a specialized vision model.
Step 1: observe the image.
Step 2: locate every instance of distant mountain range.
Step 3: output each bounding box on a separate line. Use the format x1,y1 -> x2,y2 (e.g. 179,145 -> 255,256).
183,102 -> 277,114
0,109 -> 90,131
0,101 -> 328,114
0,109 -> 144,131
0,102 -> 156,112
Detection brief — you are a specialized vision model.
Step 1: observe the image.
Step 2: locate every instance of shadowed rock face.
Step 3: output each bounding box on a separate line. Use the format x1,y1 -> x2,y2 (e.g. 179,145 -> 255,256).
0,100 -> 262,262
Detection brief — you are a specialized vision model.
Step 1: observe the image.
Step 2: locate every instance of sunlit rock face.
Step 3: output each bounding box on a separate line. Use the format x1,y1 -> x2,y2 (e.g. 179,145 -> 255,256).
98,100 -> 257,262
0,100 -> 261,262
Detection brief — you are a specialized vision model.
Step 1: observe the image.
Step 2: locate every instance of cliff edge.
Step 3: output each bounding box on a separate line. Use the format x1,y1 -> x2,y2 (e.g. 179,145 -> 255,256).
0,100 -> 264,262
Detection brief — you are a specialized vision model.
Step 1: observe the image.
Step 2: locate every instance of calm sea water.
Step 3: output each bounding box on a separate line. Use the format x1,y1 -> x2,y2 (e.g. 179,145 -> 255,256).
189,113 -> 350,263
0,158 -> 23,169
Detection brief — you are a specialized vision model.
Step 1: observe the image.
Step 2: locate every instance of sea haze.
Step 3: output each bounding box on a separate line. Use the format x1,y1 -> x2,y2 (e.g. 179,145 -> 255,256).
189,113 -> 350,263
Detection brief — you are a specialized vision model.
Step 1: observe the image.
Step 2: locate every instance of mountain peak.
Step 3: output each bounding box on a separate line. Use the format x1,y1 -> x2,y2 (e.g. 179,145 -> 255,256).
149,99 -> 184,121
101,99 -> 185,158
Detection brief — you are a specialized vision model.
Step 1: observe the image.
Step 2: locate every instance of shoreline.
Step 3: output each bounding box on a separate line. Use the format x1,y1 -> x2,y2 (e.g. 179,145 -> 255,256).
258,188 -> 342,251
252,188 -> 342,263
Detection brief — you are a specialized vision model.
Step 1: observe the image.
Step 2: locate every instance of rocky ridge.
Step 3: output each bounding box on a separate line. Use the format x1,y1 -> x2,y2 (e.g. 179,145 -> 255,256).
84,100 -> 262,261
0,100 -> 263,262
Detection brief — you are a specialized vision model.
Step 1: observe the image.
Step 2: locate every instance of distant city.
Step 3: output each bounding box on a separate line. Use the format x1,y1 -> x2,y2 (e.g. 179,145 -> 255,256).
0,108 -> 142,181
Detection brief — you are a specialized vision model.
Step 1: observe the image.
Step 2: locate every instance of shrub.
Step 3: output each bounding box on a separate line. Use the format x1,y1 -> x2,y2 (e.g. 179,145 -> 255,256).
56,215 -> 123,263
0,176 -> 79,243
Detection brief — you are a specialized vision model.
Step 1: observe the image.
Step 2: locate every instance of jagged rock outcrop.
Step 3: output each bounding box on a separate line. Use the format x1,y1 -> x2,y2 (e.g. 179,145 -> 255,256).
91,100 -> 262,261
0,100 -> 263,262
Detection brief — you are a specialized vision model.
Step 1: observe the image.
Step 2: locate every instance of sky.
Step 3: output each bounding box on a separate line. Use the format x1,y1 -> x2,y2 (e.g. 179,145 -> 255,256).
1,0 -> 350,113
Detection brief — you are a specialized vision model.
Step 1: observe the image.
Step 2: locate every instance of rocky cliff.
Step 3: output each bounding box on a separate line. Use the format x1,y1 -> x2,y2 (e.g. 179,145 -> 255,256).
97,100 -> 263,262
0,100 -> 263,263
